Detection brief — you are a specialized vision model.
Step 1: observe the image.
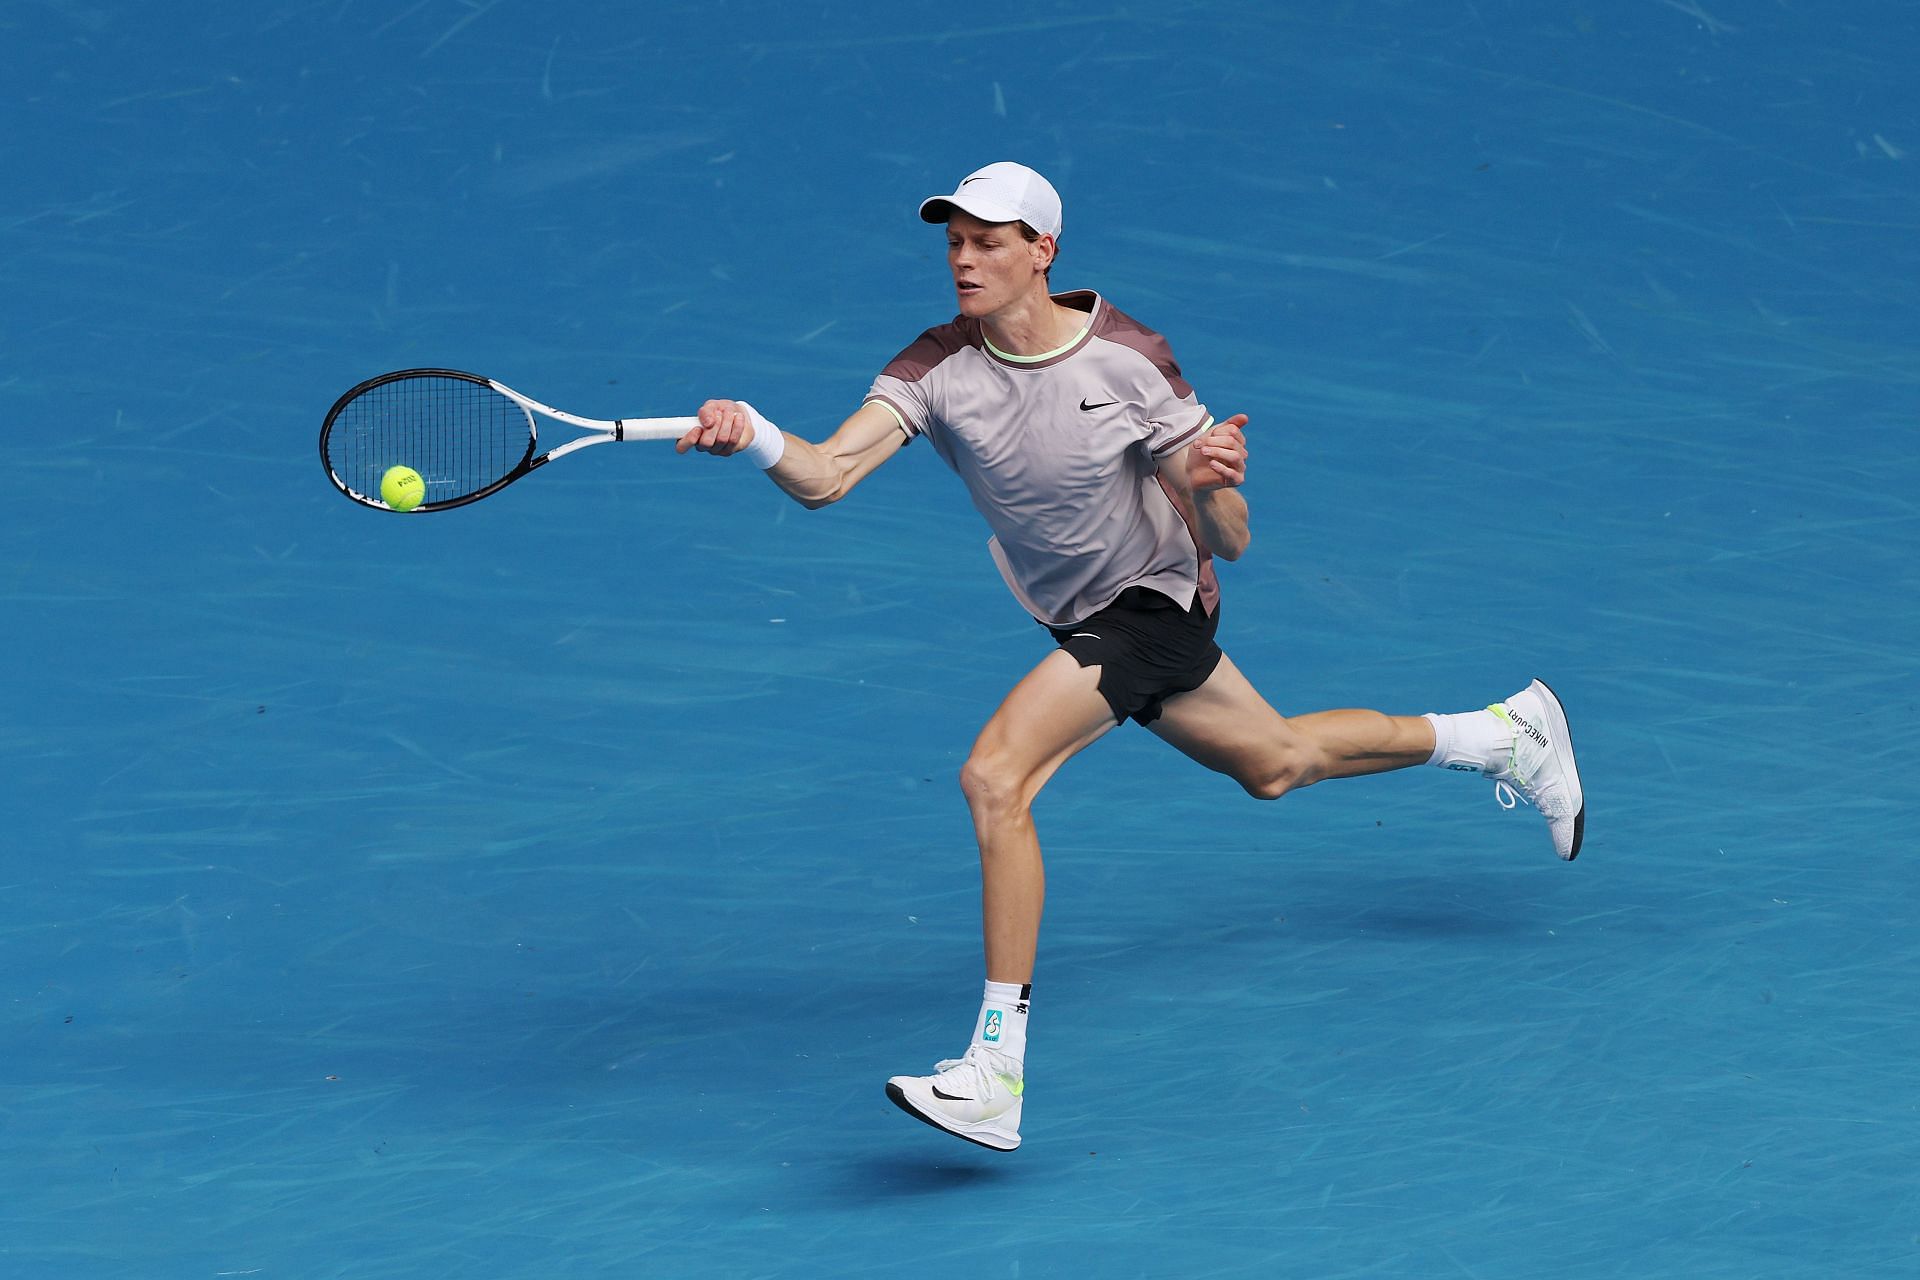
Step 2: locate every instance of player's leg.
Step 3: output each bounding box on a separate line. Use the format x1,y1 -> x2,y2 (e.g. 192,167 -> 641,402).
1146,653 -> 1434,797
1150,658 -> 1585,859
886,649 -> 1119,1151
959,649 -> 1119,982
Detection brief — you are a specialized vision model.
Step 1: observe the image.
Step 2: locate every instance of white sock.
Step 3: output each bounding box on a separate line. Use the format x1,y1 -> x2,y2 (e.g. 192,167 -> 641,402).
971,980 -> 1030,1067
1423,707 -> 1513,774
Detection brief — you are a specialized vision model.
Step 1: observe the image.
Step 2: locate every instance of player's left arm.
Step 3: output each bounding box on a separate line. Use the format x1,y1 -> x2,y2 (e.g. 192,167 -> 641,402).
1158,414 -> 1251,561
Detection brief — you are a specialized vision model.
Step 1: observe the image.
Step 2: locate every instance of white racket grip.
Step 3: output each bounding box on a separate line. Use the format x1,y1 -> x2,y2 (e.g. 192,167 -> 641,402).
615,416 -> 702,441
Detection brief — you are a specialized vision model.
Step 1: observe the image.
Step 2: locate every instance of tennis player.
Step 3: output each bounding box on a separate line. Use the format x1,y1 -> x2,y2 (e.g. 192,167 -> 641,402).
677,162 -> 1584,1151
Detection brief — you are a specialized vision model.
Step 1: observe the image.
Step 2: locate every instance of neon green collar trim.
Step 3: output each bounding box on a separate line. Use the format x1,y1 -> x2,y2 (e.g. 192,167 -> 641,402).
985,323 -> 1091,364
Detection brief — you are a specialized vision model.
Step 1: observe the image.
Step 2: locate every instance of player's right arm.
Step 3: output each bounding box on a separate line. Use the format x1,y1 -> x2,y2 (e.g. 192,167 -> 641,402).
677,400 -> 907,508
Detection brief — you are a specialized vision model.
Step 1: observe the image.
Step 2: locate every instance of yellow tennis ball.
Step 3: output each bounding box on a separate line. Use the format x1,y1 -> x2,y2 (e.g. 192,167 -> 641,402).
380,465 -> 425,512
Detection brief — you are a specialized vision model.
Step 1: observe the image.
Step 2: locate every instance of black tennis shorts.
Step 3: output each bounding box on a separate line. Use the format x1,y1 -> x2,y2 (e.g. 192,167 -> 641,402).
1046,586 -> 1223,726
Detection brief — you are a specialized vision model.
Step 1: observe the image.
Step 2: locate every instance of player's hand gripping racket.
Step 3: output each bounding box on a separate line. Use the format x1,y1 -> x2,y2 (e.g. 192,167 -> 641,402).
319,368 -> 699,512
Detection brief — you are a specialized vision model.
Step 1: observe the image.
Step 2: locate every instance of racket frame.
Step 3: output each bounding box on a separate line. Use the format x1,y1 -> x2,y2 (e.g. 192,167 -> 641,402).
319,367 -> 698,513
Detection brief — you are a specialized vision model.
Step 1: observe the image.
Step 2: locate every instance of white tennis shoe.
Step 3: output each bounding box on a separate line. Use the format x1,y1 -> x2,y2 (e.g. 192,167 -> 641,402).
886,1045 -> 1024,1151
1487,679 -> 1586,860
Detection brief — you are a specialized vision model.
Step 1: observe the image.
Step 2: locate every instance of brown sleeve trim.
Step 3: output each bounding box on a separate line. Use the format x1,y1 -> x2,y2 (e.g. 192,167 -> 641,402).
1150,411 -> 1213,457
862,394 -> 917,439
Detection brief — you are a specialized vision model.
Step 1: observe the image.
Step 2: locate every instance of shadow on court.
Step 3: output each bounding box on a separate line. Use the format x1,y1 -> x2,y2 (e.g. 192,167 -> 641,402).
828,1153 -> 1014,1198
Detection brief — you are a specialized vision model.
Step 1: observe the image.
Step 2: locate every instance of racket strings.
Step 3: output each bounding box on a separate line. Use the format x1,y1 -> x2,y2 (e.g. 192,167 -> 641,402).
325,374 -> 534,506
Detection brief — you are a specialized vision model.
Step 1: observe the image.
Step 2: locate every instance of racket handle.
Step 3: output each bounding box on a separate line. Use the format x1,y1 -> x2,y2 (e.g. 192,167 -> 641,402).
616,417 -> 701,442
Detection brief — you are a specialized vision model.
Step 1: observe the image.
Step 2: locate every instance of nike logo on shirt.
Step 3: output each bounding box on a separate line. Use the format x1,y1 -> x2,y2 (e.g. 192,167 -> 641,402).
1079,398 -> 1118,411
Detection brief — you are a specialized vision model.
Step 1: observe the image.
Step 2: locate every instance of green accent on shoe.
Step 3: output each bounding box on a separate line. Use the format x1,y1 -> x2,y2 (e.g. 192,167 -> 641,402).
998,1074 -> 1025,1097
1487,703 -> 1522,777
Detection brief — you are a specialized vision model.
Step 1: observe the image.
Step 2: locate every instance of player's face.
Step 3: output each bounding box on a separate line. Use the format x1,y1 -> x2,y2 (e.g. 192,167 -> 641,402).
946,211 -> 1054,319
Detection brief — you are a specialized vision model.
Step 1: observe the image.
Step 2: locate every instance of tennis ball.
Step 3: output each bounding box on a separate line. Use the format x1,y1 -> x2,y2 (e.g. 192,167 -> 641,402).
380,465 -> 425,512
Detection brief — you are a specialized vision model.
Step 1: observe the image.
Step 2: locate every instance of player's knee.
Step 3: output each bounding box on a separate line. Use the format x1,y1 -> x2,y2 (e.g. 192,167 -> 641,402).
959,750 -> 1027,818
1242,772 -> 1294,802
1240,749 -> 1315,801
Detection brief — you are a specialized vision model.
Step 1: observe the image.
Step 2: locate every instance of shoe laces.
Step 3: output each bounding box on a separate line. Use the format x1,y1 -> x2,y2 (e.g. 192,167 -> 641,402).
1494,774 -> 1566,819
931,1045 -> 1021,1093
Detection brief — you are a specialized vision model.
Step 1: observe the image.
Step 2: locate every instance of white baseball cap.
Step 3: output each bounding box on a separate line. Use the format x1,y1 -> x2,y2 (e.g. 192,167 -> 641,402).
918,162 -> 1063,238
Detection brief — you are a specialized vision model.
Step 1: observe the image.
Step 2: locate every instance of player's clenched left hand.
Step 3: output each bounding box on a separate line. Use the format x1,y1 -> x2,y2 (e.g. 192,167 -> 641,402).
1188,414 -> 1249,491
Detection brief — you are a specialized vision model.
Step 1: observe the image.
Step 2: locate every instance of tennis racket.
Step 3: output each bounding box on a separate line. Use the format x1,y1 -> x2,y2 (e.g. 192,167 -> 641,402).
319,368 -> 700,512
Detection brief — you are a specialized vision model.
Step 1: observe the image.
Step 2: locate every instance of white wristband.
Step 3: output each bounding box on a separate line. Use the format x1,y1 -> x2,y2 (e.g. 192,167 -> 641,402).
735,401 -> 787,470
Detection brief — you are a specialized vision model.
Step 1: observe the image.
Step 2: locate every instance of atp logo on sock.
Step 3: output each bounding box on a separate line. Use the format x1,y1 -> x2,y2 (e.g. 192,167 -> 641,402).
982,1009 -> 1003,1043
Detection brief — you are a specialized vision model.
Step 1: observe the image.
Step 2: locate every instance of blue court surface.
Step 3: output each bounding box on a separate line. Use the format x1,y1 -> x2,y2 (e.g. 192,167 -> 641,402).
6,3 -> 1917,1277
